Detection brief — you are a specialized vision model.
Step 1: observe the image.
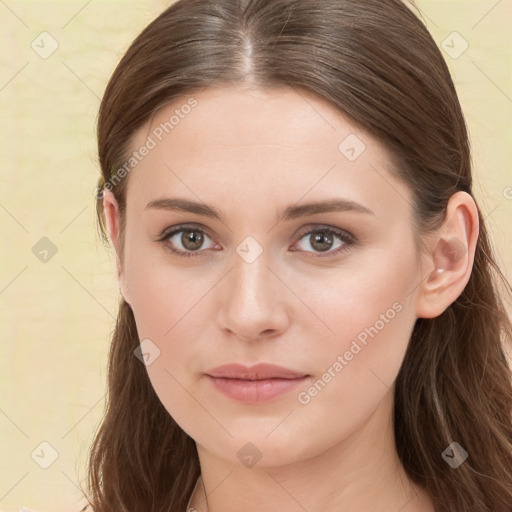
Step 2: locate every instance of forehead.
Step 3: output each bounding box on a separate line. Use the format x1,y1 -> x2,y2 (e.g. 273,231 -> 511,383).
124,86 -> 411,220
139,85 -> 372,160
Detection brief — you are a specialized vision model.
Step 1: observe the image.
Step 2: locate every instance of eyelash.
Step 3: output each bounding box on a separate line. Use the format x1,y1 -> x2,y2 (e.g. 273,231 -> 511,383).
156,223 -> 356,259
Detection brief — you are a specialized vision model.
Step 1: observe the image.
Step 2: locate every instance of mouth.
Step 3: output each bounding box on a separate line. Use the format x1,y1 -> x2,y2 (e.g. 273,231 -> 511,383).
206,363 -> 309,380
205,363 -> 310,404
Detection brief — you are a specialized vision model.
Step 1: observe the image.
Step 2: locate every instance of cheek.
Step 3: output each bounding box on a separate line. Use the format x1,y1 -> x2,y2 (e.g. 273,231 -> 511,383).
123,239 -> 219,401
285,308 -> 415,463
298,296 -> 415,411
288,249 -> 418,441
289,240 -> 419,359
262,294 -> 417,464
124,252 -> 215,434
123,233 -> 204,335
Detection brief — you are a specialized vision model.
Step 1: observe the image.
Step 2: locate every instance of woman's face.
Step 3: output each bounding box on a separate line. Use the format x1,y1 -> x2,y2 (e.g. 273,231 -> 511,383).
106,86 -> 428,467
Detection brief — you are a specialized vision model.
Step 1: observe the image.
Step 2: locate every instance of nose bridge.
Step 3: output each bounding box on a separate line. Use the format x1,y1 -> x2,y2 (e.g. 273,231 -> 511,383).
219,240 -> 285,339
230,243 -> 273,311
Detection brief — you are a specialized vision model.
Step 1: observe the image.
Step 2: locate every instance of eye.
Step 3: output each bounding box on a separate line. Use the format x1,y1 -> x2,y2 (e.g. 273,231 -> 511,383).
292,226 -> 355,258
157,225 -> 216,258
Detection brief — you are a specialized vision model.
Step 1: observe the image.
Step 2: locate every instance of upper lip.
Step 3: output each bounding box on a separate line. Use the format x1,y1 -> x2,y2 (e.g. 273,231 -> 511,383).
206,363 -> 309,380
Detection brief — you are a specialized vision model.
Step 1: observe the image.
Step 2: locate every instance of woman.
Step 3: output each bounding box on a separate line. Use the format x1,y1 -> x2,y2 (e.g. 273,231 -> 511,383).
83,0 -> 512,510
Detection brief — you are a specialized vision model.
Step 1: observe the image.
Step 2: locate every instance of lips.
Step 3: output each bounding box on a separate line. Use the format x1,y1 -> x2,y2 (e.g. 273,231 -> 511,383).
205,363 -> 310,404
206,363 -> 309,380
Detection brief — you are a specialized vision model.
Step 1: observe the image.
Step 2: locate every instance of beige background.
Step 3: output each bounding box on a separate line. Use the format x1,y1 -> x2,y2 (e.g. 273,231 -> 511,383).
0,1 -> 511,510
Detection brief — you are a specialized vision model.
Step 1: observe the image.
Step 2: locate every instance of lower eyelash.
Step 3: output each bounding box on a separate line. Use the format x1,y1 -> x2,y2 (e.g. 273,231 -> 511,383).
166,242 -> 203,258
158,226 -> 355,259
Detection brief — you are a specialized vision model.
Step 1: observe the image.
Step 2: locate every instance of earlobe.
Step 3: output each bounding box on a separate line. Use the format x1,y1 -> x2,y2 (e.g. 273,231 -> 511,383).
416,191 -> 479,319
102,188 -> 131,305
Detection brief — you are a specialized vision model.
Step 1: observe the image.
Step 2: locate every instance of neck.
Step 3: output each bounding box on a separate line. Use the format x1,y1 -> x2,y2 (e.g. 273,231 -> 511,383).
189,391 -> 434,512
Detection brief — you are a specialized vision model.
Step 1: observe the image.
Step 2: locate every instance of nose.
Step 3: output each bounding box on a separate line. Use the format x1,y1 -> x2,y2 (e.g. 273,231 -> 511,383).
217,248 -> 290,341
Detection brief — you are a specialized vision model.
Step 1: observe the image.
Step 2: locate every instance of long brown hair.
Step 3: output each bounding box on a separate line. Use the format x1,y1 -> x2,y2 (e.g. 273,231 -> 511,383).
83,0 -> 512,510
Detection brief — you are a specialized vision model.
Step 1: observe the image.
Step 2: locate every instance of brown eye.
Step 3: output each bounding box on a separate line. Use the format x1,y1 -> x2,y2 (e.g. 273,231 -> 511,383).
293,227 -> 355,258
158,225 -> 216,258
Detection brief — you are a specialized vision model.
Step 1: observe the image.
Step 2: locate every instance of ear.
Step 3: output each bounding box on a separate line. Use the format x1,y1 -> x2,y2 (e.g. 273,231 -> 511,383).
415,191 -> 479,319
102,188 -> 131,305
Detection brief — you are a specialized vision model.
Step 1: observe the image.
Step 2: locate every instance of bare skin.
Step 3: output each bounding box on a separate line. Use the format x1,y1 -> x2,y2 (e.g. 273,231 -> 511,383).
103,85 -> 478,512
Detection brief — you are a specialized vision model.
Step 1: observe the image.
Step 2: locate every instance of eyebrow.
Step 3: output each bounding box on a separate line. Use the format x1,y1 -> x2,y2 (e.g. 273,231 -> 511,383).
145,197 -> 374,222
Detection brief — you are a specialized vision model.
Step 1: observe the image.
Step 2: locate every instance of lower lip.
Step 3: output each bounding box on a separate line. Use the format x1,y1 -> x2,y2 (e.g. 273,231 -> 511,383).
206,375 -> 309,404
